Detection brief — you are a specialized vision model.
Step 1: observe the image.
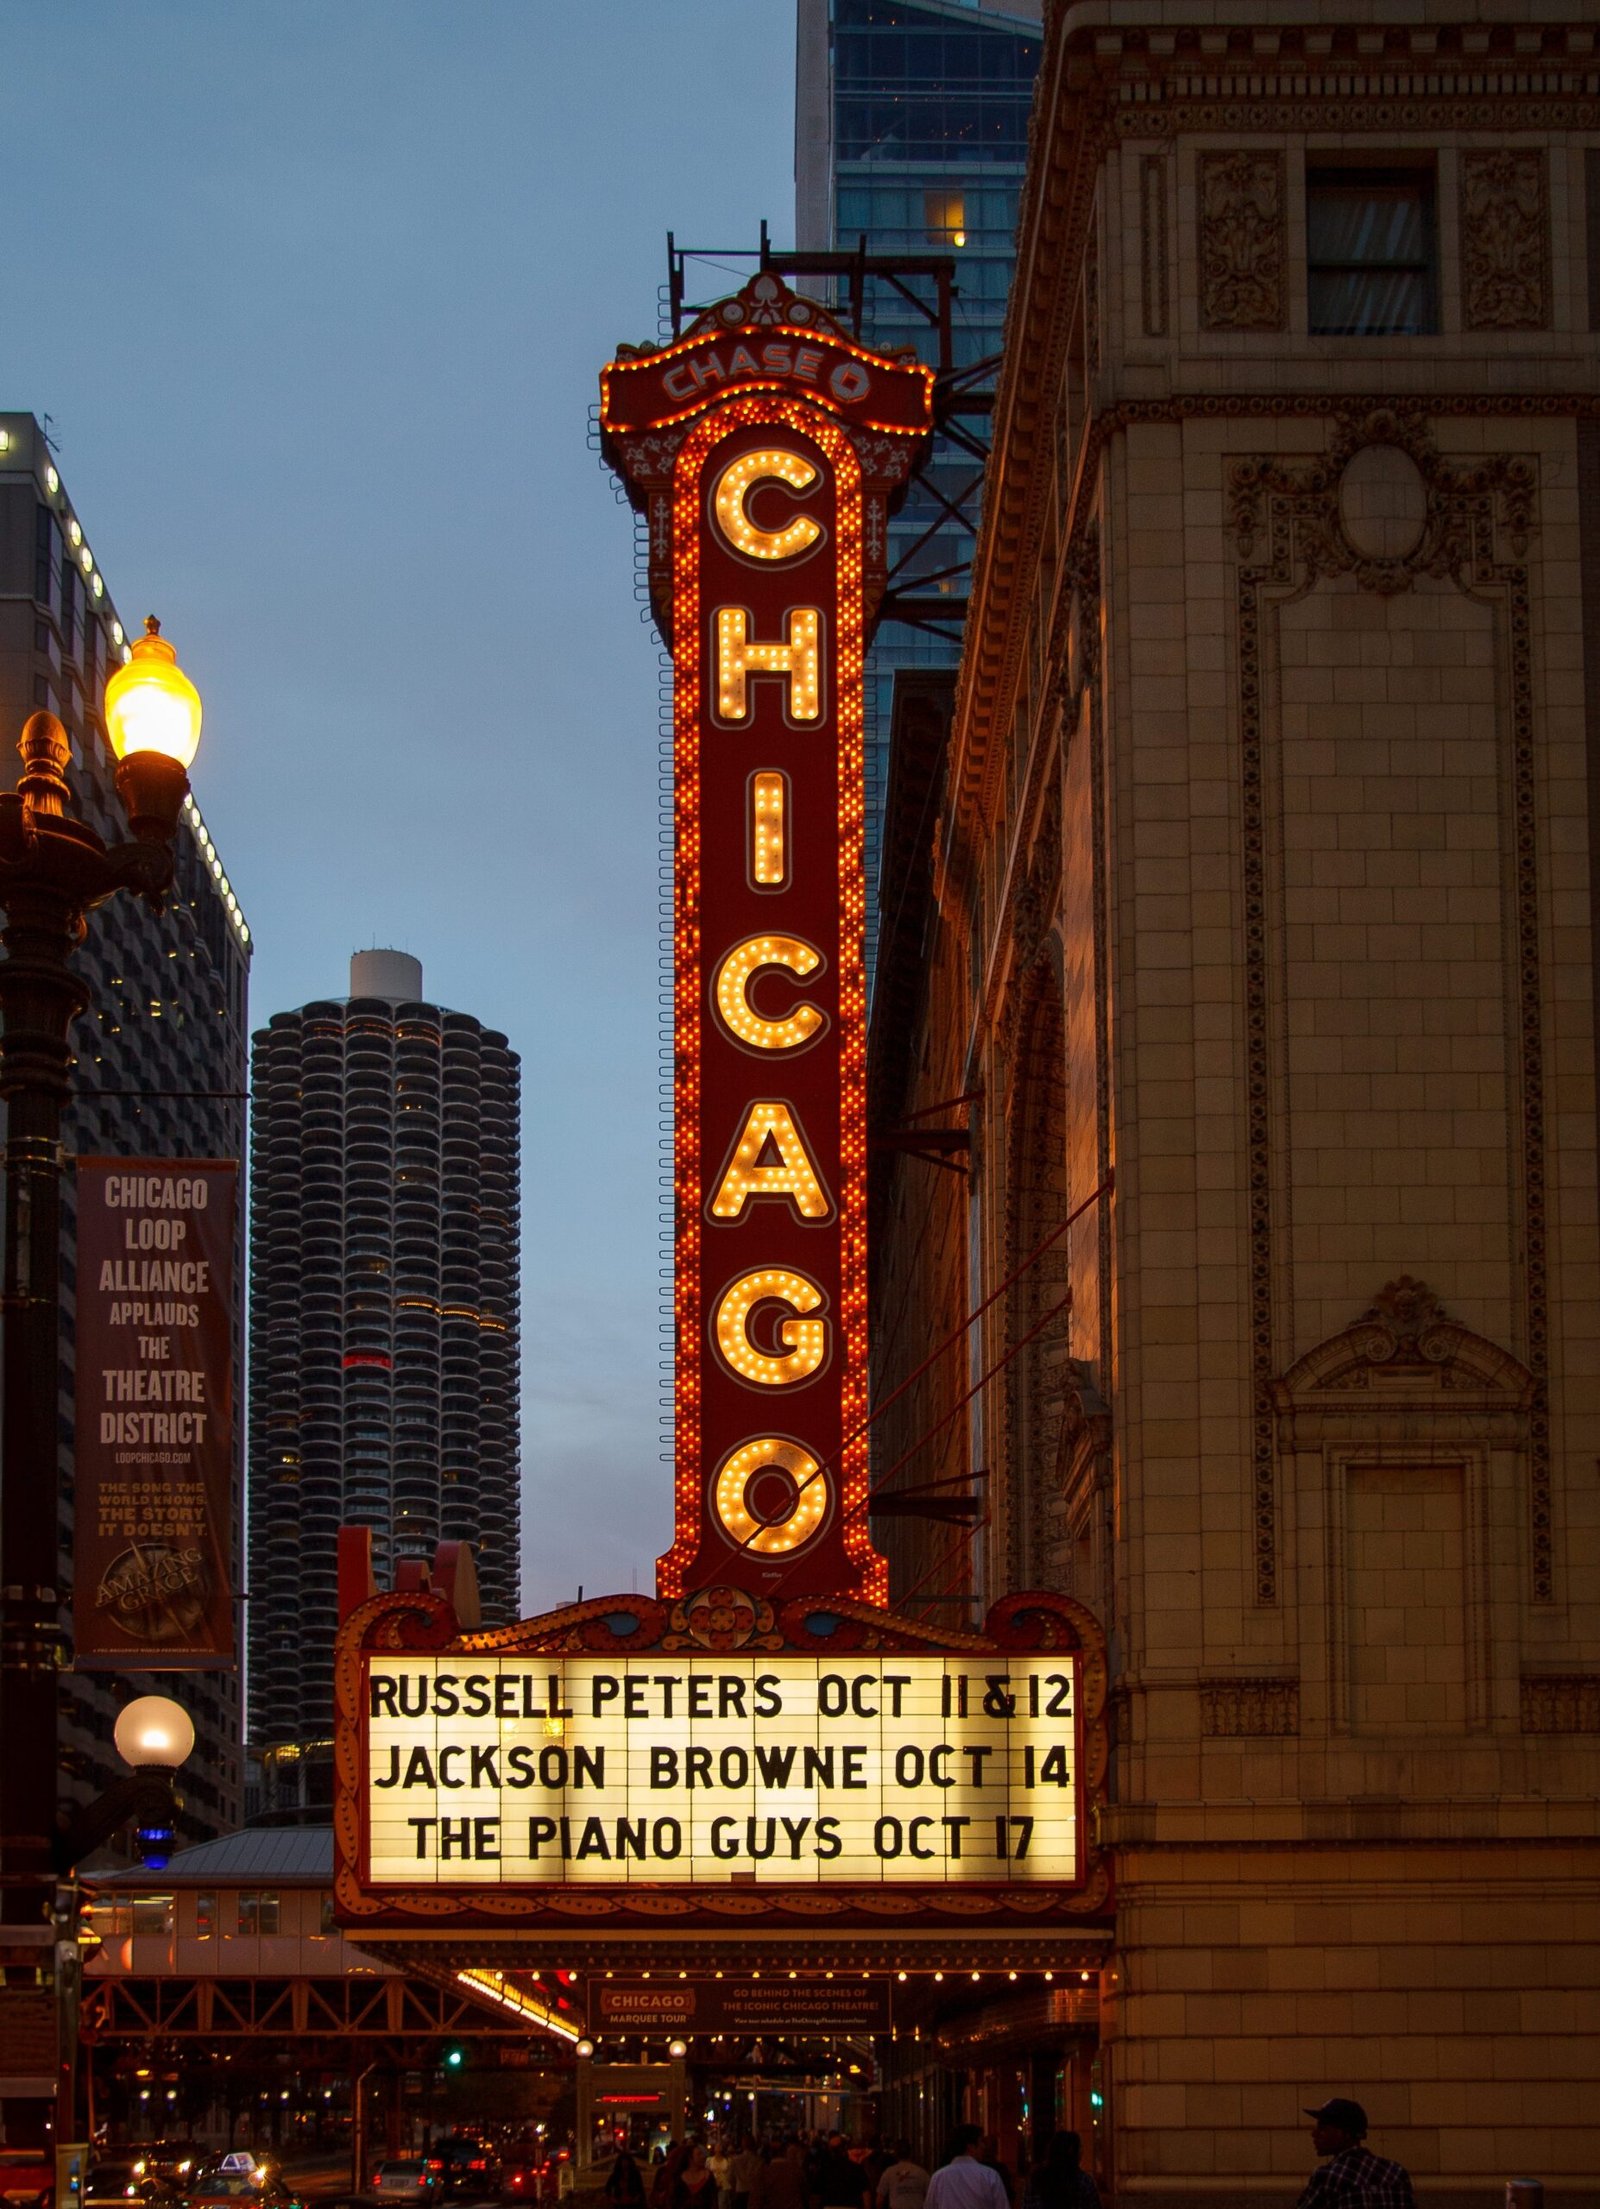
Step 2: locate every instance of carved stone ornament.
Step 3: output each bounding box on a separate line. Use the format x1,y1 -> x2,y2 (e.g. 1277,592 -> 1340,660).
1229,406 -> 1537,594
1520,1675 -> 1600,1733
1198,151 -> 1286,332
1274,1277 -> 1535,1434
1233,413 -> 1550,1605
1200,1677 -> 1300,1737
1461,150 -> 1549,332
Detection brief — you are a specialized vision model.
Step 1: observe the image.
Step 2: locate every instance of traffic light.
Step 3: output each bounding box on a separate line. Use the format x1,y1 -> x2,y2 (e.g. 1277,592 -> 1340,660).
442,2045 -> 466,2073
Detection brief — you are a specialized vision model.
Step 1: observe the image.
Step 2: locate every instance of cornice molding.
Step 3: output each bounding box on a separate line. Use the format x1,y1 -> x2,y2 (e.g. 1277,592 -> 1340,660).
949,4 -> 1600,862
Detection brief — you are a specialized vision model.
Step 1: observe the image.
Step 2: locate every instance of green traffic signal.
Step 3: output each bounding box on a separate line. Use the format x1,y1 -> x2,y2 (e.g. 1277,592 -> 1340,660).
444,2045 -> 465,2070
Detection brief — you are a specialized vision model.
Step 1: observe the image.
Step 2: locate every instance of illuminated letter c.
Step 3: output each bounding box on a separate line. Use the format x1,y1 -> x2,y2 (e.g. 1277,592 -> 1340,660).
712,449 -> 823,562
714,936 -> 826,1052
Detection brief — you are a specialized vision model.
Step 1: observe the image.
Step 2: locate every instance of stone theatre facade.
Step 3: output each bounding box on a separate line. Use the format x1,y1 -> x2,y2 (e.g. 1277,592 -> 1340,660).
867,1 -> 1600,2195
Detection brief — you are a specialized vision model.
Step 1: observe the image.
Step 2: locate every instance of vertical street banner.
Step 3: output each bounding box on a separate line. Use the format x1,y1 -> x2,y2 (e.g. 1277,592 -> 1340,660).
73,1159 -> 237,1667
602,274 -> 933,1603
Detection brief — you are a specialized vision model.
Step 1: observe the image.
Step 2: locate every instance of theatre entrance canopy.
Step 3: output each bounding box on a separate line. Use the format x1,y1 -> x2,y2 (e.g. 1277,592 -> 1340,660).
332,1583 -> 1111,1982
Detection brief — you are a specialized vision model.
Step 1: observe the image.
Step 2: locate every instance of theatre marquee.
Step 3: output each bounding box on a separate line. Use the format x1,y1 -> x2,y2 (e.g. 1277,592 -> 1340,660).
334,1586 -> 1109,1931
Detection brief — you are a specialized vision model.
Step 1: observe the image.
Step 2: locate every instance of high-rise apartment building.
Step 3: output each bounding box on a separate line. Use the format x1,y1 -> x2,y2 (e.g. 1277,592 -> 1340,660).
248,951 -> 520,1813
795,0 -> 1042,972
0,413 -> 252,1846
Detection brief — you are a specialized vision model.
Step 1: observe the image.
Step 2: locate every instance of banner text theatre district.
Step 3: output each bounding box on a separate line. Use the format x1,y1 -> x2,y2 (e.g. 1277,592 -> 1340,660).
74,1159 -> 237,1667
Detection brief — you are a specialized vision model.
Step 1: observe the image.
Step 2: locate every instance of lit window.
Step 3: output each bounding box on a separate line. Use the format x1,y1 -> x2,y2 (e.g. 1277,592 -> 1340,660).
236,1889 -> 280,1935
1307,165 -> 1436,335
925,190 -> 966,248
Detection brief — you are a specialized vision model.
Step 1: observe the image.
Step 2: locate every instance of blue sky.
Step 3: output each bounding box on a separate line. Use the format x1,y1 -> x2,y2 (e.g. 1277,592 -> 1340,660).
3,0 -> 797,1610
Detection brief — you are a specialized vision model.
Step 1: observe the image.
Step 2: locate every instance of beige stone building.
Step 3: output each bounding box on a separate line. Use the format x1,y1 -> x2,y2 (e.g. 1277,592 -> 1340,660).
867,1 -> 1600,2197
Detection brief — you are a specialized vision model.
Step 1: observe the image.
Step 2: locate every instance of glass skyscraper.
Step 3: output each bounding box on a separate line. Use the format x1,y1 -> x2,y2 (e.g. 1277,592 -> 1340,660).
795,0 -> 1043,974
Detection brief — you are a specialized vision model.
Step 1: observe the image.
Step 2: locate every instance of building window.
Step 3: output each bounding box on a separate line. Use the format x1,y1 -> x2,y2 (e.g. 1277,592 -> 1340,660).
924,190 -> 965,247
236,1889 -> 280,1935
319,1893 -> 337,1934
195,1892 -> 216,1938
1307,165 -> 1437,335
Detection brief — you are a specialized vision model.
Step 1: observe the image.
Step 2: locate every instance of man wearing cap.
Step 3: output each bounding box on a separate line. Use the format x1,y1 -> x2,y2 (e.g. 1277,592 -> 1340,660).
1298,2101 -> 1414,2209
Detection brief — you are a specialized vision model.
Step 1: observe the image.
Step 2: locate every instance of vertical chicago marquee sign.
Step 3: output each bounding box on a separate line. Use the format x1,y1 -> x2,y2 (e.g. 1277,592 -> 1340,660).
600,273 -> 933,1603
330,278 -> 1112,1935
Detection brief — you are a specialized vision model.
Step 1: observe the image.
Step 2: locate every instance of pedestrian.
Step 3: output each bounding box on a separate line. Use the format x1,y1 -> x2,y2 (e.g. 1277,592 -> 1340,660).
608,2153 -> 647,2209
819,2136 -> 863,2209
653,2144 -> 689,2209
675,2144 -> 720,2209
875,2141 -> 929,2209
732,2139 -> 763,2209
978,2139 -> 1014,2209
752,2140 -> 807,2209
1297,2101 -> 1414,2209
711,2145 -> 734,2209
924,2131 -> 1008,2209
1021,2133 -> 1098,2209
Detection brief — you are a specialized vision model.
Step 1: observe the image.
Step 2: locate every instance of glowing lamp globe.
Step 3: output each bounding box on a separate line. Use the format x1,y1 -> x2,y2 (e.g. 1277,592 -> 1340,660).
114,1694 -> 196,1772
104,616 -> 202,769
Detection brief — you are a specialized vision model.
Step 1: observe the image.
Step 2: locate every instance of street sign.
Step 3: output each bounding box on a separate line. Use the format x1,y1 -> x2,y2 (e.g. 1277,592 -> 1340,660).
592,1978 -> 890,2034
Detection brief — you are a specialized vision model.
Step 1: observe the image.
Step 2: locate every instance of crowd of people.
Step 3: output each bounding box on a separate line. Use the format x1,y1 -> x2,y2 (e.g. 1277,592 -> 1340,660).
601,2127 -> 1099,2209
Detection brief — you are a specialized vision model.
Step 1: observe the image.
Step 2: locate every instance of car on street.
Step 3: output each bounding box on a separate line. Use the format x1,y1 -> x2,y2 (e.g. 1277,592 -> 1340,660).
434,2145 -> 498,2200
84,2168 -> 168,2209
136,2153 -> 200,2192
178,2173 -> 301,2209
0,2150 -> 55,2209
369,2166 -> 439,2206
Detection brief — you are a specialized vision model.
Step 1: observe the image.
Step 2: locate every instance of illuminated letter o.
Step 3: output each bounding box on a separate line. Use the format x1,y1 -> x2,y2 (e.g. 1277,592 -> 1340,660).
713,1438 -> 830,1556
828,360 -> 871,403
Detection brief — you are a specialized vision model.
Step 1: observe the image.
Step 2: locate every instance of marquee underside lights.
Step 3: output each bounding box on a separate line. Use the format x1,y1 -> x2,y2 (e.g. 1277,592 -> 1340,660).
602,273 -> 935,1604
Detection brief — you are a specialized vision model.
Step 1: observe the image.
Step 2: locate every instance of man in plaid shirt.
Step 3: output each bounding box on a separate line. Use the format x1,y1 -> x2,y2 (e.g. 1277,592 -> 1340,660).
1298,2101 -> 1415,2209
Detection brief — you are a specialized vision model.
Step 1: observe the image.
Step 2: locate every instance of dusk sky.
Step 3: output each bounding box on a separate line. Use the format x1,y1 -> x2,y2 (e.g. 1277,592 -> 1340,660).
5,1 -> 797,1611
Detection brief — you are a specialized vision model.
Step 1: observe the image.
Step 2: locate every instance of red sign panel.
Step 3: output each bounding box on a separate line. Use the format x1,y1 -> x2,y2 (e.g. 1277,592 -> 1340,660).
603,277 -> 933,1604
72,1158 -> 237,1667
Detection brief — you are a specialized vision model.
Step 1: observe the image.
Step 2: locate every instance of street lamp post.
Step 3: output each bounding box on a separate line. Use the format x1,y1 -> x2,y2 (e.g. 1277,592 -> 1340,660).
0,619 -> 203,2148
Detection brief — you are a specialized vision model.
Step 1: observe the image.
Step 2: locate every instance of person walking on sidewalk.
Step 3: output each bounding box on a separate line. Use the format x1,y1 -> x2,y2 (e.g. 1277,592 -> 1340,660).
925,2131 -> 1008,2209
1298,2100 -> 1415,2209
